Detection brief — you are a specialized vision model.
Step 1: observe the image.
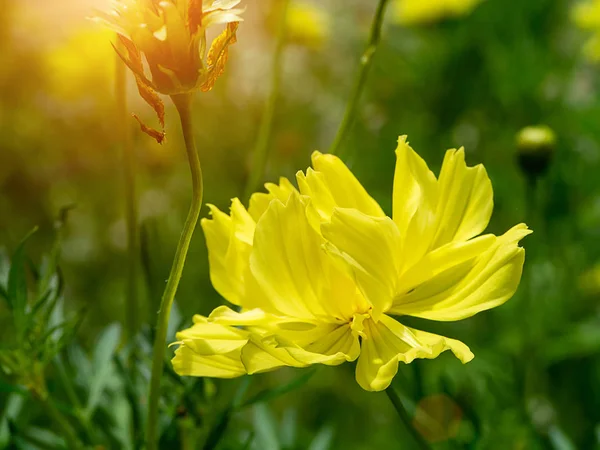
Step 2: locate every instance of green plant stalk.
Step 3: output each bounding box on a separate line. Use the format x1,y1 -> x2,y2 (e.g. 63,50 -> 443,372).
385,386 -> 432,450
116,42 -> 140,344
243,0 -> 290,199
34,392 -> 81,449
115,39 -> 143,449
146,92 -> 204,450
328,0 -> 390,156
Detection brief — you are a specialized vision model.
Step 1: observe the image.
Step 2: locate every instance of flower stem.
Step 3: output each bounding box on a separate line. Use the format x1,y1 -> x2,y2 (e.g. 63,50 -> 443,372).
146,92 -> 203,450
116,44 -> 140,344
243,0 -> 290,199
385,386 -> 432,450
116,39 -> 143,448
328,0 -> 390,156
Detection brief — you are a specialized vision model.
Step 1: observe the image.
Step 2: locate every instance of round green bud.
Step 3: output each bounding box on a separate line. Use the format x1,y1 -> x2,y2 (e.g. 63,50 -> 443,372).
516,125 -> 556,178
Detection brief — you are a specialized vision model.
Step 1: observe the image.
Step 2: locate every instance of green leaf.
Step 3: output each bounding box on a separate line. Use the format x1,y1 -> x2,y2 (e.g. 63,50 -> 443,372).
252,404 -> 280,450
20,427 -> 65,450
547,425 -> 577,450
0,416 -> 8,449
307,425 -> 335,450
0,393 -> 24,448
0,380 -> 27,395
279,408 -> 297,448
240,367 -> 317,409
542,319 -> 600,364
7,228 -> 37,331
0,283 -> 8,304
41,310 -> 86,363
84,323 -> 121,418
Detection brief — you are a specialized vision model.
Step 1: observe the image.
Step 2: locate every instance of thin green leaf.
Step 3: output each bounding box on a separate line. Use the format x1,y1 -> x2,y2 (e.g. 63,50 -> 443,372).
548,425 -> 577,450
252,404 -> 280,450
0,393 -> 25,447
84,323 -> 121,418
38,205 -> 74,299
7,227 -> 38,331
307,425 -> 335,450
0,416 -> 8,449
203,408 -> 232,450
241,432 -> 254,450
0,380 -> 27,396
20,427 -> 65,450
279,409 -> 297,448
240,367 -> 317,409
0,283 -> 8,304
41,310 -> 86,363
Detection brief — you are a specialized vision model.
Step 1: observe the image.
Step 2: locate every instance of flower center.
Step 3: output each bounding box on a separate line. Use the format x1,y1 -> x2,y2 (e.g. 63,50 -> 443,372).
350,310 -> 371,339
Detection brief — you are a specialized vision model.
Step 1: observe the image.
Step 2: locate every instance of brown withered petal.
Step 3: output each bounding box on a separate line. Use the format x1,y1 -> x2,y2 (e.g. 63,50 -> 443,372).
200,22 -> 239,92
133,114 -> 166,144
134,75 -> 166,128
188,0 -> 204,34
116,35 -> 145,77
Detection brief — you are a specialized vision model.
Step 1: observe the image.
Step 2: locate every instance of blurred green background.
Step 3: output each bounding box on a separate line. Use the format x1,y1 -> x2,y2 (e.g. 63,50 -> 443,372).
1,0 -> 600,448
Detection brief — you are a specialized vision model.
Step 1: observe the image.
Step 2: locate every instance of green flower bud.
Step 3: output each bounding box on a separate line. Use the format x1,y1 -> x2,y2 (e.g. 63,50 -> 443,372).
516,125 -> 556,179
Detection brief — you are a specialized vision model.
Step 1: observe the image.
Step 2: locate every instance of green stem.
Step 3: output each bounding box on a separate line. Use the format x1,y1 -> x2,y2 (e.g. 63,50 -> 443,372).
146,92 -> 204,450
116,39 -> 143,449
116,42 -> 140,344
329,0 -> 390,156
243,0 -> 290,199
35,393 -> 81,449
385,386 -> 431,450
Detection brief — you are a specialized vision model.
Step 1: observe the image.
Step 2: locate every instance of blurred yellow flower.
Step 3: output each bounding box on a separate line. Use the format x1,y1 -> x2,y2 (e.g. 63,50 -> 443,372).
45,28 -> 115,101
573,0 -> 600,61
286,2 -> 329,49
172,136 -> 531,391
392,0 -> 482,25
579,263 -> 600,295
95,0 -> 243,140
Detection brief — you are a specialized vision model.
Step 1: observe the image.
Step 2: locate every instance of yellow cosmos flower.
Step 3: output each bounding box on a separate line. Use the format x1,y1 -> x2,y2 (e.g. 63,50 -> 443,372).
172,136 -> 531,391
573,0 -> 600,62
95,0 -> 243,140
286,2 -> 329,50
392,0 -> 482,25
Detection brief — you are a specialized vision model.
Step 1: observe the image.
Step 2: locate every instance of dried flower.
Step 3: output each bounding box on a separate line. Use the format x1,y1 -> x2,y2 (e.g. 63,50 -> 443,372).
95,0 -> 243,141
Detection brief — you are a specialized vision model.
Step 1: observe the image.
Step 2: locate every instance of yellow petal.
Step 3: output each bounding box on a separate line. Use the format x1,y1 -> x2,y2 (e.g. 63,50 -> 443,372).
159,2 -> 190,63
288,324 -> 360,365
321,208 -> 402,318
241,336 -> 309,374
248,177 -> 297,221
241,325 -> 359,374
391,136 -> 437,267
172,345 -> 246,378
200,199 -> 254,306
395,234 -> 497,295
355,316 -> 428,392
392,138 -> 493,268
207,305 -> 272,327
172,318 -> 249,377
390,224 -> 532,321
408,328 -> 474,364
430,148 -> 493,248
249,192 -> 366,320
297,151 -> 385,222
392,135 -> 437,234
355,316 -> 473,391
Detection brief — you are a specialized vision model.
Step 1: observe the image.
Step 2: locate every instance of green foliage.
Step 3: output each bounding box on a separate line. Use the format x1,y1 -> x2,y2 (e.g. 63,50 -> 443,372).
1,0 -> 600,448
